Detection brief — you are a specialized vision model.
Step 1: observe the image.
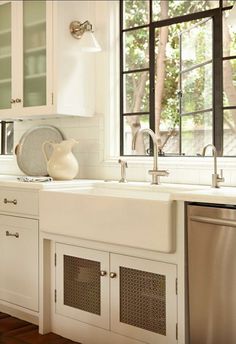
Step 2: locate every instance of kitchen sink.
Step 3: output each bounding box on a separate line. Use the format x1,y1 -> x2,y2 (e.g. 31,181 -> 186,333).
39,182 -> 203,253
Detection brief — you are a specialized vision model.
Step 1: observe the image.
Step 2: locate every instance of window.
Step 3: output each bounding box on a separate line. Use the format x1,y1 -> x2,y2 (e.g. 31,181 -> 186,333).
120,0 -> 236,157
0,122 -> 13,155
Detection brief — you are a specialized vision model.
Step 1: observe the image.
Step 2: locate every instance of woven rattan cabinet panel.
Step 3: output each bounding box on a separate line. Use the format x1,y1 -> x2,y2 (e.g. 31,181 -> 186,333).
55,243 -> 110,330
110,254 -> 177,344
55,244 -> 177,344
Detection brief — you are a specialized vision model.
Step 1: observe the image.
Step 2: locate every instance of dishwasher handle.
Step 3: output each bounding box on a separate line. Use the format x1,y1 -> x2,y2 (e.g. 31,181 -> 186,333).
190,215 -> 236,228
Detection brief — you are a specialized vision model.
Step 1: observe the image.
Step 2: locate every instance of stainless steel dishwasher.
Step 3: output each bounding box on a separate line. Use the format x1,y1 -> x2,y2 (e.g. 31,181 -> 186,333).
187,204 -> 236,344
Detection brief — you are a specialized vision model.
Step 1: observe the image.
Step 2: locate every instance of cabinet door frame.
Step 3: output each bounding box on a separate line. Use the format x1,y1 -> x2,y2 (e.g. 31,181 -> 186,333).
17,0 -> 54,117
0,214 -> 39,311
110,253 -> 177,344
55,243 -> 110,330
0,0 -> 18,117
0,0 -> 54,119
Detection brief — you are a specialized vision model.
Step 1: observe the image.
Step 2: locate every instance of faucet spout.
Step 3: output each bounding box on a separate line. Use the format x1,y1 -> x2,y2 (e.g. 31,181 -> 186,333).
132,129 -> 169,185
202,144 -> 224,188
202,144 -> 217,175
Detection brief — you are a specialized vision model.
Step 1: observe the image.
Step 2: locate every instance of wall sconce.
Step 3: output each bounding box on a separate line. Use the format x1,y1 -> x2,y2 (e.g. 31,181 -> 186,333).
69,20 -> 101,52
227,3 -> 236,29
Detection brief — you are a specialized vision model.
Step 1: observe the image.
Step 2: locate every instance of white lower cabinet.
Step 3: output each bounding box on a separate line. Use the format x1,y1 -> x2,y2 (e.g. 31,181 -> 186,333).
0,214 -> 38,311
55,243 -> 177,344
56,244 -> 110,329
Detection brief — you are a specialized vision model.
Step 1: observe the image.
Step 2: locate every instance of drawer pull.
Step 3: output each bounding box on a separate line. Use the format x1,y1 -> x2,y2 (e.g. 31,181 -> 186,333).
6,231 -> 19,238
4,198 -> 17,205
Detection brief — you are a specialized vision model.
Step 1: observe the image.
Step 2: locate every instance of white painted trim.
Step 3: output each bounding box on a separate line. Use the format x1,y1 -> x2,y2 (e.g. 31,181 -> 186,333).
101,0 -> 120,161
51,313 -> 143,344
0,300 -> 38,325
102,156 -> 236,169
0,155 -> 14,162
46,0 -> 53,109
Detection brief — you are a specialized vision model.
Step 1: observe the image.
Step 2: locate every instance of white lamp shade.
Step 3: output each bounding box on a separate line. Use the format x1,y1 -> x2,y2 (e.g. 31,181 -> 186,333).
227,3 -> 236,28
79,31 -> 101,52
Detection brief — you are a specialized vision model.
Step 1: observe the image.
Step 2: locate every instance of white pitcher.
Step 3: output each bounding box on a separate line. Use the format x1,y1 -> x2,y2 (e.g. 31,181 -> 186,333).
42,138 -> 79,180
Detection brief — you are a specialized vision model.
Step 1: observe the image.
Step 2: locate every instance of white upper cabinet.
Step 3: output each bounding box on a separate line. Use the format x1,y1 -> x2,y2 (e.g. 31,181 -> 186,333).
0,1 -> 13,114
0,0 -> 96,119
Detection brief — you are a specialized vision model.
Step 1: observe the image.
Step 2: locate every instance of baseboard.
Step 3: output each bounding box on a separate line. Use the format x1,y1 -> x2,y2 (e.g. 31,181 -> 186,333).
0,301 -> 39,325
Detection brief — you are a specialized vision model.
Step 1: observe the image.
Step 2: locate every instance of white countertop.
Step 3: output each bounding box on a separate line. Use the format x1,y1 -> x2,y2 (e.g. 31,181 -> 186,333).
174,187 -> 236,205
0,175 -> 94,190
39,179 -> 236,205
0,175 -> 236,205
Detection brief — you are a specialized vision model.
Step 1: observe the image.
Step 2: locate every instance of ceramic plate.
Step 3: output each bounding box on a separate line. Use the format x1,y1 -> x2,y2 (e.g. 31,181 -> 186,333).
16,125 -> 64,176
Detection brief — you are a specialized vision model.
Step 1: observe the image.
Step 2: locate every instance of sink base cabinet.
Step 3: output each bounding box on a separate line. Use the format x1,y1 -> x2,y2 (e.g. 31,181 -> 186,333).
55,243 -> 177,344
110,254 -> 177,344
56,244 -> 110,330
0,215 -> 38,311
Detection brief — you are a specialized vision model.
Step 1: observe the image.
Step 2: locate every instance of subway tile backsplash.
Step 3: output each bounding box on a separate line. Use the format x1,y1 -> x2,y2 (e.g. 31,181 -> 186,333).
0,114 -> 234,187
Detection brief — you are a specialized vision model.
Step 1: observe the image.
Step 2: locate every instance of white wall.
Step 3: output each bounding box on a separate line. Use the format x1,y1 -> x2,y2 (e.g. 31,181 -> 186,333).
2,0 -> 236,187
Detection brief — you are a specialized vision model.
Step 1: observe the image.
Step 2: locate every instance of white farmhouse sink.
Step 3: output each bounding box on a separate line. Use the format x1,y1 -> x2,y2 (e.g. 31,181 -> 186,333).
39,182 -> 202,253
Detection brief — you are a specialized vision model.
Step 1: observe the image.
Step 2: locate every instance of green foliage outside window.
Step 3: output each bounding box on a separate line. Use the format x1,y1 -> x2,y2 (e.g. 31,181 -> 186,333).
121,0 -> 236,156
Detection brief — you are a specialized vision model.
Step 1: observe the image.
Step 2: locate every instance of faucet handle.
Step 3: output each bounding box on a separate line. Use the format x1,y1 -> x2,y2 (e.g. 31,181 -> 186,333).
218,169 -> 225,182
118,159 -> 128,168
148,169 -> 169,177
148,169 -> 169,185
118,159 -> 128,183
212,169 -> 225,188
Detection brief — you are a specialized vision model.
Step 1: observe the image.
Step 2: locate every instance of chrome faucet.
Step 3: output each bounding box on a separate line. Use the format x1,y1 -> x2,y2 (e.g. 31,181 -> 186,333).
118,159 -> 128,183
132,129 -> 169,185
202,144 -> 224,188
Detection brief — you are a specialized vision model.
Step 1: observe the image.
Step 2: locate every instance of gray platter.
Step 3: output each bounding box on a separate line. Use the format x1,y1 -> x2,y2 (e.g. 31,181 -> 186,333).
15,125 -> 64,176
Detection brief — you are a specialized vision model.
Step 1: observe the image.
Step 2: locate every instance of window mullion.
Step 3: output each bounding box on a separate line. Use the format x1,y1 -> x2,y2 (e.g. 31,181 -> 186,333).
212,10 -> 223,155
150,15 -> 155,134
120,0 -> 124,156
1,122 -> 6,155
179,31 -> 182,155
149,1 -> 155,156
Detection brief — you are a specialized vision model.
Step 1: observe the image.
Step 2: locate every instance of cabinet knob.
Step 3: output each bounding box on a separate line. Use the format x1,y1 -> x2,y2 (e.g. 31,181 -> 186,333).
10,99 -> 16,104
100,270 -> 107,277
15,98 -> 22,103
109,272 -> 117,279
4,198 -> 17,205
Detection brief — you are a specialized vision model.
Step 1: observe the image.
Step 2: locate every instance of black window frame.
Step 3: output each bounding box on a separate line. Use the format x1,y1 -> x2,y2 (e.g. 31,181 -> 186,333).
0,121 -> 13,155
120,0 -> 235,157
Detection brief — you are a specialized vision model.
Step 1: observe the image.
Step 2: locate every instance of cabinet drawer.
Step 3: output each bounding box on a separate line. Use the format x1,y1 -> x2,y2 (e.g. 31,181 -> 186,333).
0,189 -> 38,216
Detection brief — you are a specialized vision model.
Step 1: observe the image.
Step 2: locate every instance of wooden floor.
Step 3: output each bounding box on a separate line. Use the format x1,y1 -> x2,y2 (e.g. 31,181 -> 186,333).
0,313 -> 80,344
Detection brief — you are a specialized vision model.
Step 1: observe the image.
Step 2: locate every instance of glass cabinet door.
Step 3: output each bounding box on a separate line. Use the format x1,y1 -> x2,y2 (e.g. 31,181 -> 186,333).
0,2 -> 12,110
55,243 -> 110,330
23,0 -> 46,107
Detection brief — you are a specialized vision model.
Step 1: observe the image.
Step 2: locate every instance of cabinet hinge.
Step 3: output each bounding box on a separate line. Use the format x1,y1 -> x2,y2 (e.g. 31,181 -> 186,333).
54,289 -> 57,303
51,92 -> 54,105
176,323 -> 178,340
175,278 -> 178,295
54,253 -> 57,266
